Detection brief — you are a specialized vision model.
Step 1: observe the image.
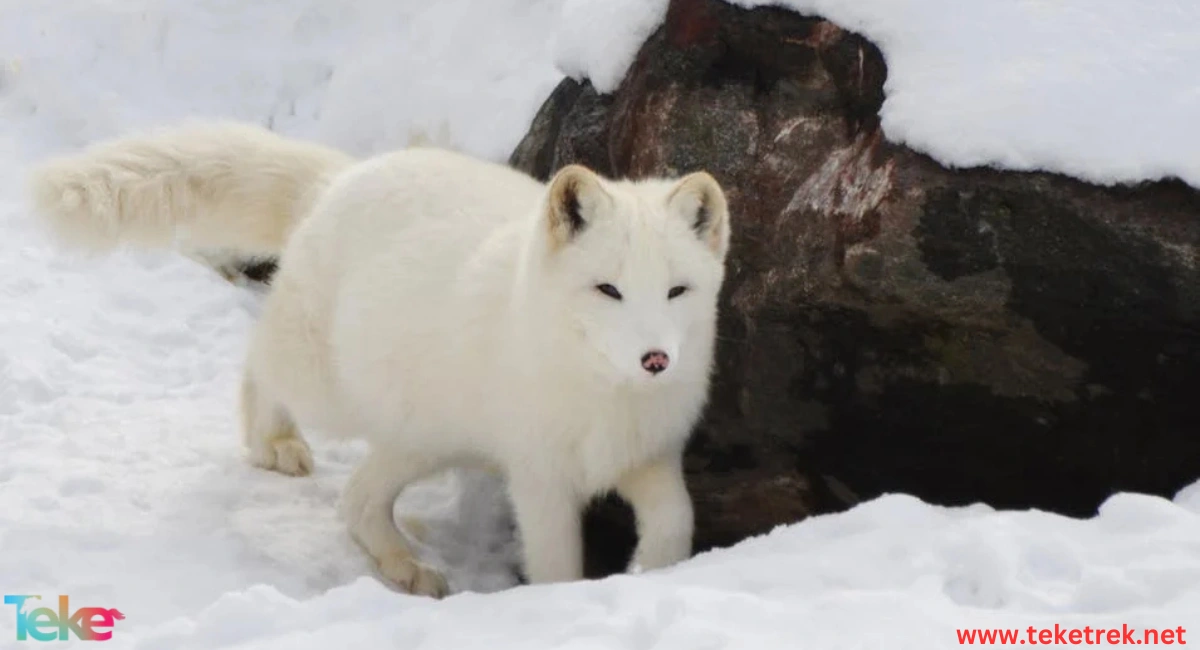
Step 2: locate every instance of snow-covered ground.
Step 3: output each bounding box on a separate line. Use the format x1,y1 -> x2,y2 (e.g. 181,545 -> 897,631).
0,0 -> 564,162
1,0 -> 1199,647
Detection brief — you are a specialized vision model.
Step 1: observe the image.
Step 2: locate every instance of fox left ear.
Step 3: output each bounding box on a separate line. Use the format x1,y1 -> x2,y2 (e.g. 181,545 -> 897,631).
667,171 -> 730,259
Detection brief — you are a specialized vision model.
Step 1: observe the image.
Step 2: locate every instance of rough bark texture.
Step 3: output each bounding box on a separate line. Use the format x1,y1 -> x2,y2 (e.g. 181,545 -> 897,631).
507,0 -> 1200,576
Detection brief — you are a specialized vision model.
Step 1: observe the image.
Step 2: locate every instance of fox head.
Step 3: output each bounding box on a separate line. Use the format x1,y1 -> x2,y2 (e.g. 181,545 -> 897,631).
532,164 -> 731,387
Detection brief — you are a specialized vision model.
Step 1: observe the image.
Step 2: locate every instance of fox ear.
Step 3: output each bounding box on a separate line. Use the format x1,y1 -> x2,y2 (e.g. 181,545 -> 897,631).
667,171 -> 730,259
545,164 -> 611,249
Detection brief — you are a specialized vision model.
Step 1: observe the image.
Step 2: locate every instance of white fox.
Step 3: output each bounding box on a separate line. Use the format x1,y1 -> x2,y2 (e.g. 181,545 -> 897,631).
28,121 -> 732,597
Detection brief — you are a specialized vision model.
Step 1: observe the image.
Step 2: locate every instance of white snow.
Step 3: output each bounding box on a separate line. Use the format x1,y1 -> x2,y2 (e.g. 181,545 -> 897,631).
556,0 -> 1200,188
553,0 -> 669,94
1,0 -> 1199,648
0,0 -> 564,163
37,493 -> 1200,649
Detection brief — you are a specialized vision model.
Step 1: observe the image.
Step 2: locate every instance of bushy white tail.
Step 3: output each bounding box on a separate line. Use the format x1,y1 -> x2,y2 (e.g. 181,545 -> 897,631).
28,121 -> 354,257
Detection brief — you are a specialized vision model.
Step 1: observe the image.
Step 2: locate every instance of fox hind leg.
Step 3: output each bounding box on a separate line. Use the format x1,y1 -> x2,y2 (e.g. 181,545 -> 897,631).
341,448 -> 448,597
240,371 -> 314,477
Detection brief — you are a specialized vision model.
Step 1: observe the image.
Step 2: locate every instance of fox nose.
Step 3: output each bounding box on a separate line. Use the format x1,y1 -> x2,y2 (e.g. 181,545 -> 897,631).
641,350 -> 670,375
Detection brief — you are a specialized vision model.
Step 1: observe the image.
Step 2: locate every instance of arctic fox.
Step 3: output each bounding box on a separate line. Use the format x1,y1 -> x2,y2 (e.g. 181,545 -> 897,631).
28,121 -> 732,597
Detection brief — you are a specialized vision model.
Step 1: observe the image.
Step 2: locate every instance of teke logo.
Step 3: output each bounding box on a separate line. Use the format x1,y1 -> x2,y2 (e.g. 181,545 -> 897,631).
4,595 -> 124,642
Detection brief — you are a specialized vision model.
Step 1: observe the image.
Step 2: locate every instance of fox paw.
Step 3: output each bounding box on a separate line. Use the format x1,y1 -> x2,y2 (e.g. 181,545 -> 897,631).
377,553 -> 448,598
249,436 -> 314,477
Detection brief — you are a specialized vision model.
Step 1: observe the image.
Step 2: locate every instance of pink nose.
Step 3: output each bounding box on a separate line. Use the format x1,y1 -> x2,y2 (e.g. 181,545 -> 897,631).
641,350 -> 670,374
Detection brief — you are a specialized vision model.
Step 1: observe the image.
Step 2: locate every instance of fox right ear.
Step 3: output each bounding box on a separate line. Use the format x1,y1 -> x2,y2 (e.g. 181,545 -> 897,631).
545,164 -> 610,249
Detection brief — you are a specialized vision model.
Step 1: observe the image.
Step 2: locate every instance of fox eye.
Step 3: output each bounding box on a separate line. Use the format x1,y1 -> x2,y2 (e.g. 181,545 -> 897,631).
595,283 -> 623,300
667,285 -> 689,299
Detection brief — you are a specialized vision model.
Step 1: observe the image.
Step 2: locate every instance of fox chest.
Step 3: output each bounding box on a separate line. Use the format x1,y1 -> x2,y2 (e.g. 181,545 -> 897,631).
564,400 -> 694,496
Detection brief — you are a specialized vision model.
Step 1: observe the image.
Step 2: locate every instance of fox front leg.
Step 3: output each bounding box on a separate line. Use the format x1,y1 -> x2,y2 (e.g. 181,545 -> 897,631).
508,474 -> 585,584
616,456 -> 694,573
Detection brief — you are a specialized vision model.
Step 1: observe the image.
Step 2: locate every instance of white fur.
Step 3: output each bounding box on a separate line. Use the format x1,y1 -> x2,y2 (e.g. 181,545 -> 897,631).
29,122 -> 732,597
28,121 -> 353,256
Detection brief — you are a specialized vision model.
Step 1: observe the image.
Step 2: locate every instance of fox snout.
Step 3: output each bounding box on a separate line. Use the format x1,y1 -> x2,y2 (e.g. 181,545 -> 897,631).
640,350 -> 670,375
